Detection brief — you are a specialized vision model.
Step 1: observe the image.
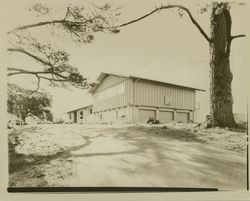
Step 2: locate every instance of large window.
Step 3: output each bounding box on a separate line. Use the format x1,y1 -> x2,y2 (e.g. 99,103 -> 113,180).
95,82 -> 125,101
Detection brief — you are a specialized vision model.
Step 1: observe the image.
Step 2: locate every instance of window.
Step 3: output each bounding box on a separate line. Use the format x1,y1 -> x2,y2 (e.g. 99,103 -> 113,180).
69,114 -> 71,119
80,111 -> 83,119
89,109 -> 92,114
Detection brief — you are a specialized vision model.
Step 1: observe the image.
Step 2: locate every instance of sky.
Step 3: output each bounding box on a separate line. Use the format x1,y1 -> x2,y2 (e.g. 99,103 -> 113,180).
3,0 -> 249,120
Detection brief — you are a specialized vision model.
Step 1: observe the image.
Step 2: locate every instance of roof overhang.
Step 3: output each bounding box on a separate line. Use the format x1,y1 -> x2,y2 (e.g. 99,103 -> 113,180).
130,75 -> 206,92
88,72 -> 130,93
88,72 -> 108,93
67,104 -> 93,114
88,72 -> 206,93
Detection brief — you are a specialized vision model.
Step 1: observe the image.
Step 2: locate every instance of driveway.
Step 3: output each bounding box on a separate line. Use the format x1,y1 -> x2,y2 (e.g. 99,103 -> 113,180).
9,124 -> 247,190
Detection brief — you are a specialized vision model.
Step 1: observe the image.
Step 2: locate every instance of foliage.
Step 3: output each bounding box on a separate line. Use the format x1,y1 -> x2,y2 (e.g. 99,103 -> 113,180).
115,3 -> 245,128
7,83 -> 53,122
7,3 -> 121,90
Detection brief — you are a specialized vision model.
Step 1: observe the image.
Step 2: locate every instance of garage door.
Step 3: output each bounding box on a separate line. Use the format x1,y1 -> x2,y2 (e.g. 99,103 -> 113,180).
158,111 -> 174,122
139,109 -> 156,123
176,112 -> 190,123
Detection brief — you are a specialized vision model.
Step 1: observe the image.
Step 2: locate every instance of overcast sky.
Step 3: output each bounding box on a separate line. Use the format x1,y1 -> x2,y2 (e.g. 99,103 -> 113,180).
4,0 -> 248,119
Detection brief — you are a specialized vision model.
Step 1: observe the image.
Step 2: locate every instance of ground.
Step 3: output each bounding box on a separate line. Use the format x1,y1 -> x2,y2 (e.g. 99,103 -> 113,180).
8,123 -> 247,190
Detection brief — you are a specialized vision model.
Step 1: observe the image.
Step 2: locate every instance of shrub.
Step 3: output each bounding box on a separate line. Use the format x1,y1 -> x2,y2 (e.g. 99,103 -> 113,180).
154,120 -> 160,124
147,117 -> 155,124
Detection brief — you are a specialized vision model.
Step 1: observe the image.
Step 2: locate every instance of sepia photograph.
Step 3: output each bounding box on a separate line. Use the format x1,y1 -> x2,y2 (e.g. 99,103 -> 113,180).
2,0 -> 249,194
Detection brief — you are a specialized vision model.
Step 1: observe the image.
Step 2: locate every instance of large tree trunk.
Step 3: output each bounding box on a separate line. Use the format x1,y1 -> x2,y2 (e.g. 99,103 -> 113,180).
208,3 -> 235,128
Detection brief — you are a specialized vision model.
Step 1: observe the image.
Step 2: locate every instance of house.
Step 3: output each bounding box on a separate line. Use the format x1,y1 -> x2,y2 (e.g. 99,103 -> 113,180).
67,104 -> 93,124
68,72 -> 205,124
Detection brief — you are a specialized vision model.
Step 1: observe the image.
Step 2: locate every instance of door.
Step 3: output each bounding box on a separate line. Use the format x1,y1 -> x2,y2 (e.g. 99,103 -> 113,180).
176,112 -> 190,123
139,109 -> 156,123
73,111 -> 77,123
158,111 -> 174,122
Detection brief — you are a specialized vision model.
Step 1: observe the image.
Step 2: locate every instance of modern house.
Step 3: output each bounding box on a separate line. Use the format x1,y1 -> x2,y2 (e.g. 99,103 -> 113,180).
67,72 -> 205,124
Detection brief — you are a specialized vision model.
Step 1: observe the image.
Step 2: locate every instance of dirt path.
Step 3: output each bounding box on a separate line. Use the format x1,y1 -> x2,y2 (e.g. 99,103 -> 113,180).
8,124 -> 247,189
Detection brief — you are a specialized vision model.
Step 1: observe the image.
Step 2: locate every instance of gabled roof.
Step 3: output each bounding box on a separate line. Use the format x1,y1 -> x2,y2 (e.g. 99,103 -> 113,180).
67,104 -> 93,114
88,72 -> 206,93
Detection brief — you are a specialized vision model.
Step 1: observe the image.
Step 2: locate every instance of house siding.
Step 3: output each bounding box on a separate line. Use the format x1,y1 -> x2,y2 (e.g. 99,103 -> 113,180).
92,75 -> 131,112
95,74 -> 128,93
69,73 -> 201,124
133,79 -> 195,111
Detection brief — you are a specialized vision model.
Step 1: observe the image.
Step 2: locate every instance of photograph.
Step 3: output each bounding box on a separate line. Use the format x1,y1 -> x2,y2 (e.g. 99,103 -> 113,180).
3,0 -> 249,193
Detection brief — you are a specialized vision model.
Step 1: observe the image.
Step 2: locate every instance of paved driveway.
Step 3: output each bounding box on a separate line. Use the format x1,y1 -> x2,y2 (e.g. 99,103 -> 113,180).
9,124 -> 247,189
62,125 -> 247,190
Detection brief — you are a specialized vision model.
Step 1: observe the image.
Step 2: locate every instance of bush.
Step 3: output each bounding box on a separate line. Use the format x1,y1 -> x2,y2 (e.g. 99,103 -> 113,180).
154,120 -> 160,124
147,117 -> 160,124
147,117 -> 155,124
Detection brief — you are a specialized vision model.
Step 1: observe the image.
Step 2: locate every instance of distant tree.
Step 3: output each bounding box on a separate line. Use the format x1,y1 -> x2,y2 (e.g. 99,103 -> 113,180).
112,2 -> 246,128
7,3 -> 120,90
44,110 -> 53,122
7,83 -> 53,122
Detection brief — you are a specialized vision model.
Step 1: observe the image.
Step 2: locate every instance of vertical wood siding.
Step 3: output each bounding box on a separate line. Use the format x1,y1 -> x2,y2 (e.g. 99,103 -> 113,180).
95,75 -> 127,93
133,79 -> 195,110
92,75 -> 130,112
92,75 -> 196,112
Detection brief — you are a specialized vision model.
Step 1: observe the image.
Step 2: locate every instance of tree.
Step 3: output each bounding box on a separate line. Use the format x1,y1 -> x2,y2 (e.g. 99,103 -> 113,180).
7,2 -> 246,127
112,2 -> 246,128
7,83 -> 53,122
7,3 -> 120,90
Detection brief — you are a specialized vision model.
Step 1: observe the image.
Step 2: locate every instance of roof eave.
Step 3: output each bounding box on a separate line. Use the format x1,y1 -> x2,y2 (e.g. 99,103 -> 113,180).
67,104 -> 93,113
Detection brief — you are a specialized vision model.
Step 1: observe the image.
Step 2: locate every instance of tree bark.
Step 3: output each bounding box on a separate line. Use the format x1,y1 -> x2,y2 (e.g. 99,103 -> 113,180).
208,3 -> 235,127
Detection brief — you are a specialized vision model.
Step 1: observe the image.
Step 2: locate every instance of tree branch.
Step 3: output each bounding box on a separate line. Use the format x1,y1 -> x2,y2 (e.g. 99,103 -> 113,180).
7,20 -> 64,34
231,34 -> 246,40
117,5 -> 212,43
33,74 -> 41,92
7,67 -> 89,89
7,48 -> 54,68
7,67 -> 68,79
7,16 -> 100,34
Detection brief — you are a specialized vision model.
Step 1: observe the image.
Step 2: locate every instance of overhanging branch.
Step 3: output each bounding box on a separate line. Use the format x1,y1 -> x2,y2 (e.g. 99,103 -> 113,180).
7,48 -> 54,69
7,20 -> 64,34
231,34 -> 246,40
7,67 -> 90,89
117,5 -> 212,43
7,17 -> 100,34
7,67 -> 68,79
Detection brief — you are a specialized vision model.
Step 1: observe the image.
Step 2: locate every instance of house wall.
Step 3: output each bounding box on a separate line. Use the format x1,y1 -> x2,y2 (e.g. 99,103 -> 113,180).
133,79 -> 195,111
67,106 -> 93,124
92,75 -> 132,112
76,109 -> 84,124
88,74 -> 198,124
67,112 -> 74,123
129,105 -> 194,123
93,106 -> 131,124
